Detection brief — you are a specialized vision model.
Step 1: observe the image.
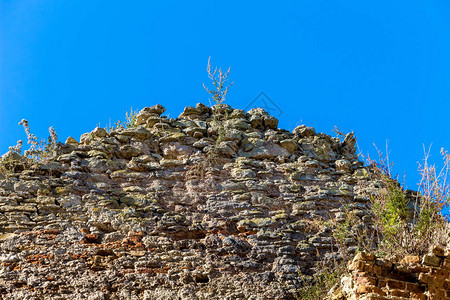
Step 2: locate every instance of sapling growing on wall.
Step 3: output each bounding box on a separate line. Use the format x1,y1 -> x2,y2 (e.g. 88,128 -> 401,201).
203,56 -> 234,105
188,58 -> 235,180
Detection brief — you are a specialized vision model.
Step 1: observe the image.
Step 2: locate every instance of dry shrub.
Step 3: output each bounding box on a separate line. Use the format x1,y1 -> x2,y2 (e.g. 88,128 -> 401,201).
367,145 -> 449,256
1,120 -> 58,173
298,145 -> 450,298
107,107 -> 139,132
296,259 -> 346,300
203,56 -> 234,105
19,119 -> 58,162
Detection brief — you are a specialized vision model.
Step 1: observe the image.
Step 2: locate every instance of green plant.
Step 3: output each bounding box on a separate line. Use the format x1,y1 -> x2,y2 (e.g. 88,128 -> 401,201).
107,107 -> 139,132
203,56 -> 234,105
320,203 -> 377,283
311,145 -> 449,296
366,146 -> 449,256
296,258 -> 346,300
187,59 -> 234,180
328,205 -> 358,257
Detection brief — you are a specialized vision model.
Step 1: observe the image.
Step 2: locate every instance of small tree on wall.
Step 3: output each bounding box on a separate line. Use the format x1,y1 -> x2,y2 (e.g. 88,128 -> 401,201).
203,56 -> 234,105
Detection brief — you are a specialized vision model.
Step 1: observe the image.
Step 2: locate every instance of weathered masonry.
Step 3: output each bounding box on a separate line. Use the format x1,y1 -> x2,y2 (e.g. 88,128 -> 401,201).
0,103 -> 382,299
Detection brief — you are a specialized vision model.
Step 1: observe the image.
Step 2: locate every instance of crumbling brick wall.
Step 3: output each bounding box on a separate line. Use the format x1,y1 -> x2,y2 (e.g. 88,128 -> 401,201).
0,103 -> 383,299
331,248 -> 450,300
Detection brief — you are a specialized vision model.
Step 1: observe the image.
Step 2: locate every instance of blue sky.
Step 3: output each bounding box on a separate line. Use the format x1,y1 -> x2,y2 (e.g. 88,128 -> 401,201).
1,1 -> 449,208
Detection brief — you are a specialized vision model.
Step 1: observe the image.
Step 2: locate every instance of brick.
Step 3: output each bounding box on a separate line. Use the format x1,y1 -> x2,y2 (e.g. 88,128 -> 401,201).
405,283 -> 425,293
387,280 -> 406,290
419,273 -> 435,284
356,285 -> 373,294
356,275 -> 377,286
375,259 -> 392,269
354,251 -> 375,261
408,265 -> 431,273
373,265 -> 383,276
444,280 -> 450,291
363,263 -> 374,273
419,273 -> 444,288
389,289 -> 410,298
43,228 -> 60,235
359,295 -> 390,300
432,246 -> 445,257
400,255 -> 420,265
431,269 -> 449,277
372,287 -> 387,296
356,285 -> 386,295
443,259 -> 450,269
428,286 -> 445,300
377,278 -> 387,286
410,292 -> 427,300
429,292 -> 445,300
422,254 -> 441,267
349,260 -> 365,271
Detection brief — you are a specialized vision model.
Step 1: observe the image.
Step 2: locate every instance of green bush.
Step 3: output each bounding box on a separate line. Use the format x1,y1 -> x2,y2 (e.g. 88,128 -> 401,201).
187,58 -> 234,180
296,259 -> 346,300
367,147 -> 449,256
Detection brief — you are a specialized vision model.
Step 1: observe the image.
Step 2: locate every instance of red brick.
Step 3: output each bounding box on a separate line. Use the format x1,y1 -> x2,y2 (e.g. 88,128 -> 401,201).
419,273 -> 436,284
426,275 -> 445,289
377,278 -> 387,287
373,265 -> 383,276
360,296 -> 390,300
356,285 -> 386,296
387,280 -> 405,290
356,285 -> 372,294
409,265 -> 431,273
431,269 -> 449,277
443,280 -> 450,291
400,255 -> 420,265
406,283 -> 425,293
355,275 -> 377,286
375,259 -> 392,270
443,259 -> 450,269
410,292 -> 427,300
422,254 -> 441,267
349,260 -> 365,271
432,246 -> 445,257
363,263 -> 375,273
43,229 -> 60,235
354,251 -> 375,261
389,288 -> 410,298
428,286 -> 445,300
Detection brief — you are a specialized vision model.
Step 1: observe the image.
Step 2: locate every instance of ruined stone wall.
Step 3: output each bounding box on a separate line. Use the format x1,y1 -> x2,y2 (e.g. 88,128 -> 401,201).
0,103 -> 378,299
331,248 -> 450,300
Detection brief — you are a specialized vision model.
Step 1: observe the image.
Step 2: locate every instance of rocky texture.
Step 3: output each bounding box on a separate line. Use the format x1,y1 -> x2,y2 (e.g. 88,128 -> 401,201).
0,103 -> 380,299
331,248 -> 450,300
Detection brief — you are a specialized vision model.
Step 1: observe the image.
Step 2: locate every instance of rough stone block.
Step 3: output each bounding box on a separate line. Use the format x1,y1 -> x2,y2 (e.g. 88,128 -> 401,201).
422,254 -> 441,267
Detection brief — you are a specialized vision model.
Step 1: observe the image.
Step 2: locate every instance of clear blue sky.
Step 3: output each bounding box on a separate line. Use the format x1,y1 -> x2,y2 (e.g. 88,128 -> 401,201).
1,1 -> 449,206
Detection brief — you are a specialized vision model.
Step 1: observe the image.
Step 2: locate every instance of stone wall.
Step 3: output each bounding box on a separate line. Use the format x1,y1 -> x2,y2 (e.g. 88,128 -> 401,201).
331,248 -> 450,300
0,103 -> 379,299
